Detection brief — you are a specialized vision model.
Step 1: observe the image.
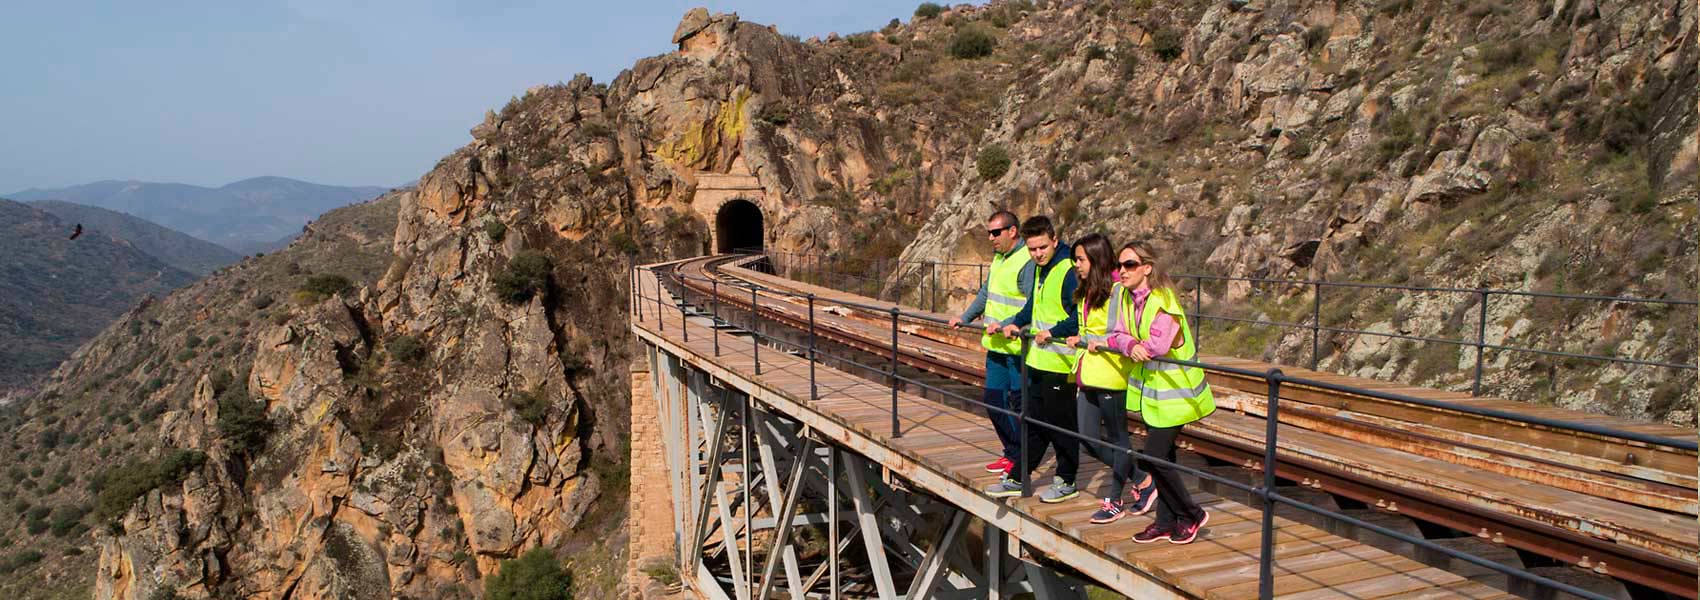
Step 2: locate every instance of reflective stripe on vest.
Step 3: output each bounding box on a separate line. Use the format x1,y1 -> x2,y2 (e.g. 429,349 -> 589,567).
1124,287 -> 1215,428
1025,258 -> 1077,374
980,245 -> 1031,354
1072,284 -> 1134,391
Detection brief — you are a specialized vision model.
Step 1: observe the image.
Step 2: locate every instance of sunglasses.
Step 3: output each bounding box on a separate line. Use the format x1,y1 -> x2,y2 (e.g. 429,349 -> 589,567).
1119,259 -> 1145,270
986,225 -> 1014,237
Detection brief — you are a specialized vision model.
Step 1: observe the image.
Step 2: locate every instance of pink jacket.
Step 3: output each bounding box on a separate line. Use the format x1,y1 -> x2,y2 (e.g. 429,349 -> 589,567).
1106,286 -> 1178,358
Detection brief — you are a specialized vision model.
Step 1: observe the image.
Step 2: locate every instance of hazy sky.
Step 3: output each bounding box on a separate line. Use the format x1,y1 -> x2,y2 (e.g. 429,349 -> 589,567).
0,0 -> 921,193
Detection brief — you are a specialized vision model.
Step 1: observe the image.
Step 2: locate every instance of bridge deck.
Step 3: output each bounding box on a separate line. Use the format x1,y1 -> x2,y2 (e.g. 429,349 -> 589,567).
633,268 -> 1512,600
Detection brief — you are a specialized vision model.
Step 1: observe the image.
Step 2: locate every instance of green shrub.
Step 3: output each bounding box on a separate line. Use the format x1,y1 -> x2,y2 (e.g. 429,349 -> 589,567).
950,27 -> 996,59
1152,27 -> 1184,62
483,220 -> 508,243
494,251 -> 553,304
49,505 -> 86,537
388,335 -> 428,365
218,393 -> 271,456
508,389 -> 551,427
302,274 -> 353,297
92,449 -> 207,522
486,547 -> 572,600
1303,26 -> 1331,53
250,295 -> 275,310
0,550 -> 44,575
914,2 -> 944,19
976,145 -> 1011,180
1084,45 -> 1109,62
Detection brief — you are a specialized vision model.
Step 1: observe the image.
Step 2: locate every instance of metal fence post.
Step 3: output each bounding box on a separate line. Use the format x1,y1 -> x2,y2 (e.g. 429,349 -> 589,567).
1258,368 -> 1284,600
890,307 -> 901,439
752,285 -> 761,376
1311,282 -> 1321,370
680,279 -> 689,342
808,294 -> 819,402
930,261 -> 939,312
1019,335 -> 1032,498
711,279 -> 720,356
1474,290 -> 1489,396
654,273 -> 665,331
1194,277 -> 1204,351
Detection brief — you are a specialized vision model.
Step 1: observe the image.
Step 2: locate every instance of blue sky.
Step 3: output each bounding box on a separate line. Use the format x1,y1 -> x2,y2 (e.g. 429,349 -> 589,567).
0,0 -> 922,192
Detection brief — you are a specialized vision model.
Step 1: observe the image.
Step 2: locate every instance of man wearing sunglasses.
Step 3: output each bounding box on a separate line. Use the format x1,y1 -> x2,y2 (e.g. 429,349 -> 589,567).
949,210 -> 1035,474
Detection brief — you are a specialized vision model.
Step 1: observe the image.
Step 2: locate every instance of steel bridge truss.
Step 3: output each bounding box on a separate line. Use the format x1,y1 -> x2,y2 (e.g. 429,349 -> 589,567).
647,345 -> 1095,600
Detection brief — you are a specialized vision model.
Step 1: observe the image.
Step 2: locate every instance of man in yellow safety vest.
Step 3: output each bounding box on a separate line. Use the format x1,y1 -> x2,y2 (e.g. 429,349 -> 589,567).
949,210 -> 1035,474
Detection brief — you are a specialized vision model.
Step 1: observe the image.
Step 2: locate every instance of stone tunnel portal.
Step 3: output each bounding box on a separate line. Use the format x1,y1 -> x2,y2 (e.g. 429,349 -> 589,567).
715,198 -> 764,254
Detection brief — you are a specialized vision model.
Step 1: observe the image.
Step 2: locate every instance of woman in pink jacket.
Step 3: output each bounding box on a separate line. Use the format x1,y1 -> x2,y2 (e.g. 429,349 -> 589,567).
1106,242 -> 1213,544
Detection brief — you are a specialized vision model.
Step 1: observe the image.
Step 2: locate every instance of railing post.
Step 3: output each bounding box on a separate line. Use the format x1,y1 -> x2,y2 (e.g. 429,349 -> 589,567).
711,279 -> 720,357
1311,281 -> 1321,370
890,307 -> 901,439
1019,335 -> 1032,498
1258,368 -> 1284,600
654,272 -> 665,331
752,285 -> 761,376
681,279 -> 689,342
808,294 -> 819,402
1474,290 -> 1489,397
1194,277 -> 1204,351
931,261 -> 940,313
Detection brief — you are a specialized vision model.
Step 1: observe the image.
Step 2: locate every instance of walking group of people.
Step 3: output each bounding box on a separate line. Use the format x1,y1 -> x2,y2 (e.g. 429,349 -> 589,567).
948,210 -> 1216,545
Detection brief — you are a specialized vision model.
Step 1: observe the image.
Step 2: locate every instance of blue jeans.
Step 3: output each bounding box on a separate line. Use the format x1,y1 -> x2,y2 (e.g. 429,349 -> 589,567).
984,351 -> 1024,460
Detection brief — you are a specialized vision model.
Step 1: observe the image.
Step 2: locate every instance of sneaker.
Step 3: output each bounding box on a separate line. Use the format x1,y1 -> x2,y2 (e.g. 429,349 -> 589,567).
983,476 -> 1023,498
1089,499 -> 1126,524
1132,522 -> 1175,544
1170,510 -> 1210,544
1125,484 -> 1159,516
1039,478 -> 1078,503
984,456 -> 1013,473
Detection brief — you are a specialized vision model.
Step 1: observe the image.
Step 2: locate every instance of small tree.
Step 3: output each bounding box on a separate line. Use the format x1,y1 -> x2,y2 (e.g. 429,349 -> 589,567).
302,274 -> 353,297
486,547 -> 572,600
950,26 -> 996,59
388,334 -> 427,365
494,251 -> 553,304
914,2 -> 944,19
1152,27 -> 1184,62
976,145 -> 1011,181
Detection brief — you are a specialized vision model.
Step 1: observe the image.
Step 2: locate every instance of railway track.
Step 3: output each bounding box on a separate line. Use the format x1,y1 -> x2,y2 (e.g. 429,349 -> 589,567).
655,254 -> 1699,597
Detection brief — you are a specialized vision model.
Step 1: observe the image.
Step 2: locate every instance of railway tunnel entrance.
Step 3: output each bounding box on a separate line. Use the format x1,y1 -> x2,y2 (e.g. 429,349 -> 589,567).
715,198 -> 763,254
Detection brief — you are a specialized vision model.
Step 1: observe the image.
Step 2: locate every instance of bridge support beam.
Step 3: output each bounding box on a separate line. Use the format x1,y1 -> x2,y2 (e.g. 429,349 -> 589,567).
645,339 -> 1105,599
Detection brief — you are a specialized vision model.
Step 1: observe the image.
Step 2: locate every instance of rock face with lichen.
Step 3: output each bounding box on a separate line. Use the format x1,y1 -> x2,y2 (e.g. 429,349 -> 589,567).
0,2 -> 1691,600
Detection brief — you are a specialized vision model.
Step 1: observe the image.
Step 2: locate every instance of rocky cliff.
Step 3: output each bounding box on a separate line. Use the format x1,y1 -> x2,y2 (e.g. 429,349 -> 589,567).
0,1 -> 1692,599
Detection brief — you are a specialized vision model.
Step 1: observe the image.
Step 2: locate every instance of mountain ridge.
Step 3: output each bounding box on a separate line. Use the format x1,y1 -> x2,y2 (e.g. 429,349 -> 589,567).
8,177 -> 391,255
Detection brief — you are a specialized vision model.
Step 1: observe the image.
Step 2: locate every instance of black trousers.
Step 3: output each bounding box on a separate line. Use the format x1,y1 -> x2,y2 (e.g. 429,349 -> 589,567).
1138,423 -> 1203,527
1077,387 -> 1149,499
1010,369 -> 1079,484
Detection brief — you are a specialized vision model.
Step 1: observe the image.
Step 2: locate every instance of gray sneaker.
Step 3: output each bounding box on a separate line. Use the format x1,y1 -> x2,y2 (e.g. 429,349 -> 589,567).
1040,477 -> 1079,503
984,476 -> 1023,498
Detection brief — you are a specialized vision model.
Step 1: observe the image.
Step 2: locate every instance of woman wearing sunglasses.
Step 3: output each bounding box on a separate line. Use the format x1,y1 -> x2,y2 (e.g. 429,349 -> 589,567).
1062,234 -> 1156,525
1107,242 -> 1216,544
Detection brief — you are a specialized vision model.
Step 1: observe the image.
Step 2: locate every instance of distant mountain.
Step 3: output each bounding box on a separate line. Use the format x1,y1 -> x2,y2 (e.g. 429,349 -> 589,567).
8,177 -> 389,254
0,199 -> 197,397
28,200 -> 242,276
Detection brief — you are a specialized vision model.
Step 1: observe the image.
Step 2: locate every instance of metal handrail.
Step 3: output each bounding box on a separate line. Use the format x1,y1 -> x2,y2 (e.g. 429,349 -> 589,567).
758,250 -> 1700,402
634,262 -> 1639,600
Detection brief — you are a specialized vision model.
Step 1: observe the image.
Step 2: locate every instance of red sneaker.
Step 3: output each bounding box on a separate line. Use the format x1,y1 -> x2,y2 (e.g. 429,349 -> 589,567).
1170,510 -> 1210,544
1132,522 -> 1174,544
984,456 -> 1014,473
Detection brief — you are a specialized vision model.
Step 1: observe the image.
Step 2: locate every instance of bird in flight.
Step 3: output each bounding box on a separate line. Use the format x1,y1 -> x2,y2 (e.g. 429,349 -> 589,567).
69,224 -> 83,240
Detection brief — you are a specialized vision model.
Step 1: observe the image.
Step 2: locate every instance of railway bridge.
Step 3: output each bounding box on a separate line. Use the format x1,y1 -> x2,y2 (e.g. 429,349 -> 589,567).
627,254 -> 1697,600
